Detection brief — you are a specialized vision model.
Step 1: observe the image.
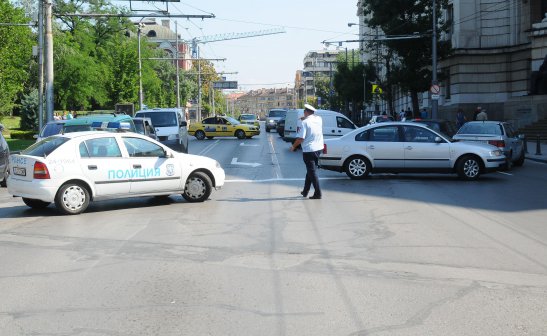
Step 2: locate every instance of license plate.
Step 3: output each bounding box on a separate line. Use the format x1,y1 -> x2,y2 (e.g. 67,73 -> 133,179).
13,167 -> 26,176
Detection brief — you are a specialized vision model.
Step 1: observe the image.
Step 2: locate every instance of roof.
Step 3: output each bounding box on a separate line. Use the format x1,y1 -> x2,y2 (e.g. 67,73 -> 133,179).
64,114 -> 132,126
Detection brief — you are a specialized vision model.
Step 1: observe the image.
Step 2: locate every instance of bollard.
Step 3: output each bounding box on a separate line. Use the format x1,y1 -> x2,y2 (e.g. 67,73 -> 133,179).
536,135 -> 542,155
524,136 -> 528,154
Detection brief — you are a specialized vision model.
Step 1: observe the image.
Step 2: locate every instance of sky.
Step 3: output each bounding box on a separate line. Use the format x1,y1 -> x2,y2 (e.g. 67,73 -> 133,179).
122,0 -> 360,91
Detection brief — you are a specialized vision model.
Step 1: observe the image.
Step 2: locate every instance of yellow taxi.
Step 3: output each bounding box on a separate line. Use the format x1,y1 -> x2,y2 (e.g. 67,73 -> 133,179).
189,116 -> 260,140
237,113 -> 260,128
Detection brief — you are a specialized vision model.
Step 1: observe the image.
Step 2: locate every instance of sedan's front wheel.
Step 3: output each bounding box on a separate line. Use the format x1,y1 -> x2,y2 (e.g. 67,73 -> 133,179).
55,182 -> 90,215
344,156 -> 371,180
235,130 -> 246,139
183,172 -> 212,202
457,155 -> 481,180
195,130 -> 206,140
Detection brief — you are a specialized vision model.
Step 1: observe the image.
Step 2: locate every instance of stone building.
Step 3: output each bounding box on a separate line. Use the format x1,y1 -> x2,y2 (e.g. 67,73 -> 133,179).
139,19 -> 192,71
235,88 -> 296,119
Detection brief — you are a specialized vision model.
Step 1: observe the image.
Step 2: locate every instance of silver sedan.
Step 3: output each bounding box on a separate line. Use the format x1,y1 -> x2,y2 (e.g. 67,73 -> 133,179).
319,122 -> 506,180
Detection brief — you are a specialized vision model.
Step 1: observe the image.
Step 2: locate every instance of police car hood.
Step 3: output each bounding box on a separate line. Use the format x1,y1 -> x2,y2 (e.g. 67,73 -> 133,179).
174,152 -> 220,167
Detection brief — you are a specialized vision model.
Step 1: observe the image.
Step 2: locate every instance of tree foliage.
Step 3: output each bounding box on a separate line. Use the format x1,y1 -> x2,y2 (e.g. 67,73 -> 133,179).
0,0 -> 33,118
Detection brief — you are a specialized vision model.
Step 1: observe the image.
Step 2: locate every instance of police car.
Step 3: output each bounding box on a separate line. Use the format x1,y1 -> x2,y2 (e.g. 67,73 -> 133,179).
6,130 -> 225,215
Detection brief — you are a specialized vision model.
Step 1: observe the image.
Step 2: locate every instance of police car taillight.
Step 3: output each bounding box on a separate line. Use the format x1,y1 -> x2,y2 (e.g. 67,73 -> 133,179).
33,162 -> 51,179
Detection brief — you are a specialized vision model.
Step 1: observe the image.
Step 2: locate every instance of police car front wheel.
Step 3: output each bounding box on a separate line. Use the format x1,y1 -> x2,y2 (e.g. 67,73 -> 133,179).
183,171 -> 212,202
55,182 -> 90,215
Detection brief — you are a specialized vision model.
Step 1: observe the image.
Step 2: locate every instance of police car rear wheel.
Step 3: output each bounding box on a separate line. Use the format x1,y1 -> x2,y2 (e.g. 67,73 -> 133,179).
55,182 -> 90,215
22,198 -> 50,209
195,130 -> 205,140
183,172 -> 212,202
235,130 -> 246,139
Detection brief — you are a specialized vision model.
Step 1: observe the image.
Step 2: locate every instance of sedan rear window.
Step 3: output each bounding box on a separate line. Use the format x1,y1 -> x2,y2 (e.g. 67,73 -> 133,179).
22,137 -> 70,157
41,123 -> 64,137
457,123 -> 502,135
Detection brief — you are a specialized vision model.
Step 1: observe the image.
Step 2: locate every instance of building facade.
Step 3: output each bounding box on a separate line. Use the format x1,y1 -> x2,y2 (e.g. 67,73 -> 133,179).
235,88 -> 295,119
140,19 -> 192,71
301,50 -> 341,102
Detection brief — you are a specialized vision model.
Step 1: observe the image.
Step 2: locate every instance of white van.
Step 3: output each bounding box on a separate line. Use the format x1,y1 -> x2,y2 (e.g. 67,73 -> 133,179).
283,109 -> 357,142
135,108 -> 188,153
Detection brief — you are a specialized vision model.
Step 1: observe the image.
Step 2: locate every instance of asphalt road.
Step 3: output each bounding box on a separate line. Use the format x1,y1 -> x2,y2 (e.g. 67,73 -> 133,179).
1,128 -> 546,336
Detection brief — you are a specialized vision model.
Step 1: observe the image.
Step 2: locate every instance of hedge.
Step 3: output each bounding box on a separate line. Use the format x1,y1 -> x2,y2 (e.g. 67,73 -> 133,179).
9,130 -> 37,140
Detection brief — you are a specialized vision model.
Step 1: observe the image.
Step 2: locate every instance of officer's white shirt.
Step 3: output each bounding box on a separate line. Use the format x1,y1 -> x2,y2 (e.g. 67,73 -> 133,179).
297,114 -> 324,152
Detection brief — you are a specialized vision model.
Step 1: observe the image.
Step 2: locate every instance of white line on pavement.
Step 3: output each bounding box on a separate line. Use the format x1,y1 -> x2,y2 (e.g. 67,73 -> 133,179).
198,140 -> 220,156
268,136 -> 282,179
225,177 -> 348,183
497,171 -> 513,176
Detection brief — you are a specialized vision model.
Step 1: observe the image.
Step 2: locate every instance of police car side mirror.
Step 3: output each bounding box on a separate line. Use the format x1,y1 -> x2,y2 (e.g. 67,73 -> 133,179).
180,120 -> 187,127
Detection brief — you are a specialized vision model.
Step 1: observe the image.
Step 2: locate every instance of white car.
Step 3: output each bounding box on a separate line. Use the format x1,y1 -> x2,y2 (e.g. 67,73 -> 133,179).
319,122 -> 506,180
7,131 -> 225,214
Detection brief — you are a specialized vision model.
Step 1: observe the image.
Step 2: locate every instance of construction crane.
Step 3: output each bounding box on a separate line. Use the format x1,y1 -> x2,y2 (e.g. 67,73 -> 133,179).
191,28 -> 286,58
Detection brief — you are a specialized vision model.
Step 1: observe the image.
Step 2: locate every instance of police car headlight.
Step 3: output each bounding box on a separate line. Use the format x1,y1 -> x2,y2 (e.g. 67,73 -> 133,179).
489,150 -> 502,156
167,134 -> 180,141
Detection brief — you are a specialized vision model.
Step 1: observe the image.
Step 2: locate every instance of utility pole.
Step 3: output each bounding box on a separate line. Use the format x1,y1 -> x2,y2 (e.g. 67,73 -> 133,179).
431,0 -> 439,119
44,0 -> 54,122
37,0 -> 44,130
137,22 -> 144,110
175,23 -> 180,109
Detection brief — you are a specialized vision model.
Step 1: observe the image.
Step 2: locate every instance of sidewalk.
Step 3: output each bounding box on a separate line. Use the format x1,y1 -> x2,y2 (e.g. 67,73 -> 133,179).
525,139 -> 547,163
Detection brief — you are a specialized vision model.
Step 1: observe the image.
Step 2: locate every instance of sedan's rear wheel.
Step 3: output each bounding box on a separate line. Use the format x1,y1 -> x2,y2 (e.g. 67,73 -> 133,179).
183,171 -> 212,202
513,149 -> 525,167
344,156 -> 371,180
457,155 -> 481,180
55,182 -> 90,215
22,198 -> 50,209
235,129 -> 246,140
195,130 -> 205,140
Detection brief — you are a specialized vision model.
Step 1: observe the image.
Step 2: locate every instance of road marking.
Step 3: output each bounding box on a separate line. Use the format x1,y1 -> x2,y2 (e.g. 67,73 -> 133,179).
497,171 -> 513,176
225,177 -> 348,183
268,136 -> 283,179
231,158 -> 262,168
198,140 -> 220,156
239,142 -> 259,147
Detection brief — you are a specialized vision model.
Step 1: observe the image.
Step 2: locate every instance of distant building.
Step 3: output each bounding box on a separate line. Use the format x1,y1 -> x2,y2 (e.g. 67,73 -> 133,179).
301,50 -> 341,101
235,88 -> 296,119
138,19 -> 192,71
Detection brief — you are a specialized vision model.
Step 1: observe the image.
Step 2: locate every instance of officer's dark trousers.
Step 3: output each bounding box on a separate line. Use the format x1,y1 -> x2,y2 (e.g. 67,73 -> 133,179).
302,150 -> 322,197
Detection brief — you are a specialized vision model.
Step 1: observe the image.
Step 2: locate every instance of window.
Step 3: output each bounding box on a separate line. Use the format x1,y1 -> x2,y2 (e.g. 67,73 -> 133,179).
123,137 -> 164,157
369,126 -> 399,142
147,30 -> 157,38
22,137 -> 70,157
444,68 -> 451,100
403,126 -> 438,143
83,137 -> 122,158
355,130 -> 369,142
504,124 -> 515,137
336,117 -> 355,129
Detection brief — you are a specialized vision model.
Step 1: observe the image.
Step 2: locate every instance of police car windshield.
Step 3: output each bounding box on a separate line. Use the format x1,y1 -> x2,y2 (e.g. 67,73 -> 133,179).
41,123 -> 64,137
136,112 -> 177,127
22,137 -> 69,157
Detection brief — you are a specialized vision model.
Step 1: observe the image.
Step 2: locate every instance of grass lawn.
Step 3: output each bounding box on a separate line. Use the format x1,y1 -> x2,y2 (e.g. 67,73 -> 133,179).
1,116 -> 35,151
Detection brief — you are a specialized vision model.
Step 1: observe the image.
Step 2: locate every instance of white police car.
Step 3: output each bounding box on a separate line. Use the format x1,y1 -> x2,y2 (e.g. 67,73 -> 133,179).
6,130 -> 225,215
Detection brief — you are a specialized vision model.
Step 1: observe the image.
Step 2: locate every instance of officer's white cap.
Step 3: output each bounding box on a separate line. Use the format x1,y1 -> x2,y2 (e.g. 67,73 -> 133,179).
304,104 -> 316,113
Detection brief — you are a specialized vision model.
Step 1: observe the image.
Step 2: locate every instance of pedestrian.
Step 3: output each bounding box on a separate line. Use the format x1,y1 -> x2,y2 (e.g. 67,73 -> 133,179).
53,112 -> 61,120
456,108 -> 466,128
420,108 -> 428,119
289,103 -> 324,199
476,108 -> 488,121
473,106 -> 481,121
406,107 -> 412,120
399,109 -> 406,121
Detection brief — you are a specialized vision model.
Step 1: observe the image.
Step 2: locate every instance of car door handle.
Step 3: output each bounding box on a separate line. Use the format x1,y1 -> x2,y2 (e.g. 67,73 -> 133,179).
405,146 -> 413,150
133,164 -> 142,169
88,165 -> 97,170
368,145 -> 375,150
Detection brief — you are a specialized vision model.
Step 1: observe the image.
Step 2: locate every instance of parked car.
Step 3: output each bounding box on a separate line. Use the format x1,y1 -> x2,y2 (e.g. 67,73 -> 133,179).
134,108 -> 189,153
133,117 -> 157,140
319,122 -> 506,180
7,130 -> 225,215
411,119 -> 458,137
238,113 -> 260,128
189,116 -> 260,140
368,114 -> 394,125
0,124 -> 9,187
265,109 -> 287,132
452,121 -> 525,167
34,120 -> 67,142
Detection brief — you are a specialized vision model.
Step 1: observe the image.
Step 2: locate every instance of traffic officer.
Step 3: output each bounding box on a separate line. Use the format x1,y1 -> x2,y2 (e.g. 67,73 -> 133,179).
289,103 -> 324,199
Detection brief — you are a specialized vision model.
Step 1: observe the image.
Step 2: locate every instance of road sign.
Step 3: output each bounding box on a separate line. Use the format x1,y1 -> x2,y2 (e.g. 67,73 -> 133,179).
372,84 -> 383,94
431,94 -> 440,100
213,81 -> 238,89
430,84 -> 440,95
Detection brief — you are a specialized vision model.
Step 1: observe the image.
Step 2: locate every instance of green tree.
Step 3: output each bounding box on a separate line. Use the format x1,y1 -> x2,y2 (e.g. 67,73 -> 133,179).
20,89 -> 39,131
362,0 -> 451,114
0,0 -> 33,118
